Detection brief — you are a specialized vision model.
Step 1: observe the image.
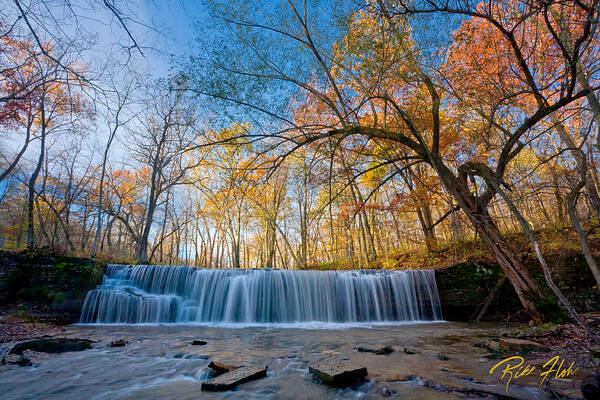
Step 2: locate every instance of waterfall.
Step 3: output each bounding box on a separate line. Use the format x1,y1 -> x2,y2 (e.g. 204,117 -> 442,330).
80,265 -> 443,324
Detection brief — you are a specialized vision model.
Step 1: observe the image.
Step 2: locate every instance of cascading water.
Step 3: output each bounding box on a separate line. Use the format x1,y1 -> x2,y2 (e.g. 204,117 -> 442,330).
80,265 -> 442,324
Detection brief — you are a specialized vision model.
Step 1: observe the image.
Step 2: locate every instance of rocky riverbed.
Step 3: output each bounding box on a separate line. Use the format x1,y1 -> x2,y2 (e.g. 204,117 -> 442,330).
1,321 -> 597,399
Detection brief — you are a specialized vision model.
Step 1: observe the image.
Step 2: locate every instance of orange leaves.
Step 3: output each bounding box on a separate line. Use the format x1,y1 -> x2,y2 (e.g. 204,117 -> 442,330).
108,167 -> 150,213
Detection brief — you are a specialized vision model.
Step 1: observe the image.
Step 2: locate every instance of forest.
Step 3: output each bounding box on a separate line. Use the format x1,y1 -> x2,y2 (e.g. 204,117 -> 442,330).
1,0 -> 600,325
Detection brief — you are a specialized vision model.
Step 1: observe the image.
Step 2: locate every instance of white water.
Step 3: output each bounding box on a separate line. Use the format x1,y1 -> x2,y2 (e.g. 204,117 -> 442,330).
80,265 -> 442,324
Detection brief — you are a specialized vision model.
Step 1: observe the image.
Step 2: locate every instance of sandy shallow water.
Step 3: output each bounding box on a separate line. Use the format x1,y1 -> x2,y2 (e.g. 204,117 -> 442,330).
0,322 -> 585,399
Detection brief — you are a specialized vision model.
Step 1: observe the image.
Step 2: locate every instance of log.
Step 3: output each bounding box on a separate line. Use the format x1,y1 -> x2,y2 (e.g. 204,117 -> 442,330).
201,366 -> 267,391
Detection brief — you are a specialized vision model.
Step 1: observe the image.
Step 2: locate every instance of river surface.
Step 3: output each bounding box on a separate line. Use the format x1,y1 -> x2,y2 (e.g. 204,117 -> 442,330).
0,322 -> 579,399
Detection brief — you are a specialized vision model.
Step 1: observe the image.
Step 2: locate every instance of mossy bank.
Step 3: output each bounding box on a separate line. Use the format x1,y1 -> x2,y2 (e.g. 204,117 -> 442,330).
0,248 -> 106,324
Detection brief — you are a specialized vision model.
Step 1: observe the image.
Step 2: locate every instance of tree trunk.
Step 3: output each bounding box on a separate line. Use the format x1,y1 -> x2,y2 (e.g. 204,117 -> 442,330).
27,94 -> 46,249
493,180 -> 599,342
437,165 -> 545,323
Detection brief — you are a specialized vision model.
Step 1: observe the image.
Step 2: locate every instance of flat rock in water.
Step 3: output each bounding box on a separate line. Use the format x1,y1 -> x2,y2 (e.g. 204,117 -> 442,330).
201,365 -> 267,391
8,338 -> 94,355
498,338 -> 550,352
110,339 -> 128,347
309,361 -> 368,386
208,361 -> 241,374
355,346 -> 393,355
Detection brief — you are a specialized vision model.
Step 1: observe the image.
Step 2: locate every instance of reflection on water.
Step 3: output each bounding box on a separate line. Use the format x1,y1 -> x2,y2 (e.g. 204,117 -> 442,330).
0,322 -> 526,399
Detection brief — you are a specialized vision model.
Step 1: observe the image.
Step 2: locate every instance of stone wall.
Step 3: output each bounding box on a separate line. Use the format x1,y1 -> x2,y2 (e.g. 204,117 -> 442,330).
435,251 -> 600,322
0,248 -> 106,323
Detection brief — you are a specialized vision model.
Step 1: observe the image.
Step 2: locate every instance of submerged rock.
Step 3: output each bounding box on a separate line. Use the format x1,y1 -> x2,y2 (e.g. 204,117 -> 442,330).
497,338 -> 550,352
309,361 -> 368,386
201,365 -> 268,391
438,352 -> 450,360
403,348 -> 418,354
191,340 -> 207,346
110,339 -> 128,347
8,338 -> 94,355
355,345 -> 393,355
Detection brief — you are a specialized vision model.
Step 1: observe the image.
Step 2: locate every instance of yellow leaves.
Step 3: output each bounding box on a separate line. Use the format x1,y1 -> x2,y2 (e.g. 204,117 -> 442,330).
109,167 -> 149,213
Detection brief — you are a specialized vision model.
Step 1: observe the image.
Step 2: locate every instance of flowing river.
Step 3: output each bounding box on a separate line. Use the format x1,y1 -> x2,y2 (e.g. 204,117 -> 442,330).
0,322 -> 538,399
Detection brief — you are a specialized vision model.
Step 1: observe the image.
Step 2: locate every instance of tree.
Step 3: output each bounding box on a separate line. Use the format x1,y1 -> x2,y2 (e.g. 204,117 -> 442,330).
124,83 -> 203,263
183,0 -> 600,321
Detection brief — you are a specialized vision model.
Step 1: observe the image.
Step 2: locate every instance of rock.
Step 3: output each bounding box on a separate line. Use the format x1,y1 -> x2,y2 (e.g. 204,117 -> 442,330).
2,353 -> 32,366
376,346 -> 393,355
8,338 -> 94,355
355,346 -> 393,355
503,323 -> 561,339
497,338 -> 550,352
308,361 -> 368,386
380,387 -> 396,397
581,373 -> 600,400
201,365 -> 268,391
589,345 -> 600,358
474,339 -> 500,352
191,340 -> 207,346
403,348 -> 418,354
173,353 -> 186,358
21,350 -> 50,361
110,339 -> 128,347
438,352 -> 450,360
208,361 -> 241,374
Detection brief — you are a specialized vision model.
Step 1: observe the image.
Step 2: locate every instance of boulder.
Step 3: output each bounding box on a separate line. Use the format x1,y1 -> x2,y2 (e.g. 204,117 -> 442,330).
110,339 -> 128,347
497,338 -> 550,352
8,338 -> 94,355
201,365 -> 267,391
309,361 -> 368,386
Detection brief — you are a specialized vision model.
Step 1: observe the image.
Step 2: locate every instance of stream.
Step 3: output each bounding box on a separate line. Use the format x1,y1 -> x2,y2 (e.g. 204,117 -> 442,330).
0,321 -> 566,400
